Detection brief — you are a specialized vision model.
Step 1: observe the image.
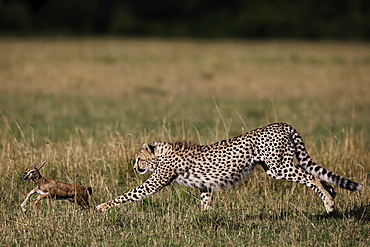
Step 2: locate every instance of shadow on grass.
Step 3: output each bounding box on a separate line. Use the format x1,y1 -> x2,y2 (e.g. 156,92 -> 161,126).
202,204 -> 370,225
107,204 -> 369,232
313,204 -> 370,222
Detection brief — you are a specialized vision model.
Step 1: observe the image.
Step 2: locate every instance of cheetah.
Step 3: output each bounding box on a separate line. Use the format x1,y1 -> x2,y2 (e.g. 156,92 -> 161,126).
95,123 -> 362,214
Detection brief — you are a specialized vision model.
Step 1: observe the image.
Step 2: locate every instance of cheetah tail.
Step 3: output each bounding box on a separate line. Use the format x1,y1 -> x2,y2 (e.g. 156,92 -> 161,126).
289,127 -> 363,191
305,163 -> 362,191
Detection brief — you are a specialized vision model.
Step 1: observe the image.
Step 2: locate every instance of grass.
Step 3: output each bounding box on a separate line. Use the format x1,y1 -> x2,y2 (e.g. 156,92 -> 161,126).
0,38 -> 369,246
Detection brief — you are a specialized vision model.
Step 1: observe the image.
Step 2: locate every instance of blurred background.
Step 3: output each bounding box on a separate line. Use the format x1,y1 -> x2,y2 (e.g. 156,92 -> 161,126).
1,0 -> 369,39
0,0 -> 369,141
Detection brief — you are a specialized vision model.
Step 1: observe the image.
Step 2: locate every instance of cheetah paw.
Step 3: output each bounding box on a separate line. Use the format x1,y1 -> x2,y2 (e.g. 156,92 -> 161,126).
95,203 -> 110,213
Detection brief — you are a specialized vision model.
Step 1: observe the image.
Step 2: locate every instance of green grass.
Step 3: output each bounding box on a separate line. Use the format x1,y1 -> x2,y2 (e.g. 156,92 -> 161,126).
0,38 -> 369,246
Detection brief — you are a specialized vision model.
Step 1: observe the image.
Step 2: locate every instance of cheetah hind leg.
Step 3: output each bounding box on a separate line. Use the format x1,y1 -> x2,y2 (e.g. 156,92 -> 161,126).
265,163 -> 336,214
320,180 -> 336,200
312,176 -> 336,214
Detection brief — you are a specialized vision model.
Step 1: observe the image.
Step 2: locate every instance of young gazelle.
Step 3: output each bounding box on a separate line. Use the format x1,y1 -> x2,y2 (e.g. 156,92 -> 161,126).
21,161 -> 92,213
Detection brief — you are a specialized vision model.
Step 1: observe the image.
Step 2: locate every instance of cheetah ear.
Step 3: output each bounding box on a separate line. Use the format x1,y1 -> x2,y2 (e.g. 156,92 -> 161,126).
143,143 -> 156,154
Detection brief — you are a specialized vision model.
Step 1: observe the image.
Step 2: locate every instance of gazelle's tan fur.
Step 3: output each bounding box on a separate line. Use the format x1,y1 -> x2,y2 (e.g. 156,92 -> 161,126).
21,161 -> 92,213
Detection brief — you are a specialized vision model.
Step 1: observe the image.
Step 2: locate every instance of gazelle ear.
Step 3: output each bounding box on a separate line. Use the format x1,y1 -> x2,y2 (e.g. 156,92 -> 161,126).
37,161 -> 47,170
32,161 -> 38,168
143,143 -> 156,154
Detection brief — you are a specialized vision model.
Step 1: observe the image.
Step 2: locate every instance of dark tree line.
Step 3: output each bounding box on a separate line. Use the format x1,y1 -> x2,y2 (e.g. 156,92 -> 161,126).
1,0 -> 369,39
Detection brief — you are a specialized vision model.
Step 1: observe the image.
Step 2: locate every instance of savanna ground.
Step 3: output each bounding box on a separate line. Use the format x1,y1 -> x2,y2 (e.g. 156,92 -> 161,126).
0,38 -> 369,246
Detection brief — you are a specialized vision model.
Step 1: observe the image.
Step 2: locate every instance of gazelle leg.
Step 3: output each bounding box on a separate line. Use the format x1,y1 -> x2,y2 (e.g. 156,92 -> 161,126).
75,195 -> 90,209
21,189 -> 39,213
34,193 -> 51,214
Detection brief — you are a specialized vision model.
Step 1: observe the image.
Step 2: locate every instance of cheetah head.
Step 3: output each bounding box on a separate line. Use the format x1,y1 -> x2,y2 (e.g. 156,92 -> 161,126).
133,143 -> 160,174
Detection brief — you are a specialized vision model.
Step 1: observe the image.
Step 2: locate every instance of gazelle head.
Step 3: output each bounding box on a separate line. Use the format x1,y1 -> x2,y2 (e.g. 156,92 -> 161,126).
22,161 -> 46,182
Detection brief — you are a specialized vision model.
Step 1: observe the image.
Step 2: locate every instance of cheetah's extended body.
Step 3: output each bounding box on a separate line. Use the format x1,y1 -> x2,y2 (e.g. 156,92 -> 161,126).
96,123 -> 362,213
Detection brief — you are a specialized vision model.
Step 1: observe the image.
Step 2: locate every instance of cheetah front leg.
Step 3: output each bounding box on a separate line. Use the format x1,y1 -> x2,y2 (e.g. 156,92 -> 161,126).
95,167 -> 176,213
200,189 -> 213,210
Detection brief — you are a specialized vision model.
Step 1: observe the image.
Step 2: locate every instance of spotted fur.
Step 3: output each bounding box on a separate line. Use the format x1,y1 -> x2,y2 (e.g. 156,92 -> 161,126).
95,123 -> 362,213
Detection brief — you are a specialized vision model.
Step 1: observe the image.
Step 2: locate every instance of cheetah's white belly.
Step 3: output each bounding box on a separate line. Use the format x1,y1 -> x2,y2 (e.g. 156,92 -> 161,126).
174,166 -> 254,191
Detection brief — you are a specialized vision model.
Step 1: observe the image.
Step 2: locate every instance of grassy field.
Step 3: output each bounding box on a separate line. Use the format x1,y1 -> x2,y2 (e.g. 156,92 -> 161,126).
0,38 -> 369,246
